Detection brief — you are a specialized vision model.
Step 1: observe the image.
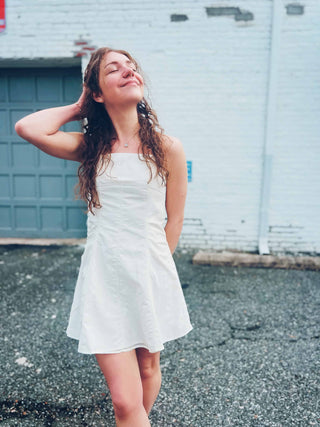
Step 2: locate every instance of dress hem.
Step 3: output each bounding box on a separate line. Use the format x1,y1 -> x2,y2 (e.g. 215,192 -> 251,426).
66,324 -> 193,355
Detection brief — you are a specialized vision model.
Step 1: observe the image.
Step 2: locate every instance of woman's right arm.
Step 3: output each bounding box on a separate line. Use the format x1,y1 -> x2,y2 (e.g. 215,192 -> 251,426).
15,93 -> 85,162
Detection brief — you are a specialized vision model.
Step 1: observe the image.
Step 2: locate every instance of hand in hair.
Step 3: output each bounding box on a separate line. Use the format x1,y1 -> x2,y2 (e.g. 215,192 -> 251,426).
75,84 -> 87,120
14,92 -> 85,162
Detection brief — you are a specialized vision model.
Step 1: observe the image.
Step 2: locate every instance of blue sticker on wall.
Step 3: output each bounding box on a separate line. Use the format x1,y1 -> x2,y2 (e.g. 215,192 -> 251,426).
187,161 -> 192,182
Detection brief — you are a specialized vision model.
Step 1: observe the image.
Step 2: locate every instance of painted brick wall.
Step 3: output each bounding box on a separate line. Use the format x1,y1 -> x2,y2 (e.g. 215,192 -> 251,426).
268,3 -> 320,255
0,0 -> 319,255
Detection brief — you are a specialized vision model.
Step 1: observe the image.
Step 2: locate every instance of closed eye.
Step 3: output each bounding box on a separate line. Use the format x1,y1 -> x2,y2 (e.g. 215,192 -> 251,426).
108,68 -> 136,74
107,66 -> 137,75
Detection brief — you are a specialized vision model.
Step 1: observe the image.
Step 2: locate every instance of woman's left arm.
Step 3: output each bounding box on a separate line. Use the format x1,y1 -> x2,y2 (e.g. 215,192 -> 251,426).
164,136 -> 188,254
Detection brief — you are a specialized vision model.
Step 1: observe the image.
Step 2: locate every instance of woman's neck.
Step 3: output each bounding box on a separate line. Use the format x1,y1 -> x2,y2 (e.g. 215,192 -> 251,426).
107,105 -> 140,143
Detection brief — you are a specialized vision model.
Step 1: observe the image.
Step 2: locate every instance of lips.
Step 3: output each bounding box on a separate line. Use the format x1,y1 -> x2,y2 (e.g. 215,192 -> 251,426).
121,80 -> 139,87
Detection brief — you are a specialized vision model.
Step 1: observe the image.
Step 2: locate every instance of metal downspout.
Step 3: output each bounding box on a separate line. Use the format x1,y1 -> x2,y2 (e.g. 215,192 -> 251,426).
258,0 -> 282,254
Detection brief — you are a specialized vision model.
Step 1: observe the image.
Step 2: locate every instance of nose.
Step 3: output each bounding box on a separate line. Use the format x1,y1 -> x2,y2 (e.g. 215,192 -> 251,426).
122,66 -> 134,78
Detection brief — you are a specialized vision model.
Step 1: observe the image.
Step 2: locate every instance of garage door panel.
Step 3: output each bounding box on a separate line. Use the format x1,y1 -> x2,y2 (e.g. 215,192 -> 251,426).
39,150 -> 65,169
0,109 -> 8,134
9,76 -> 34,102
0,66 -> 86,238
36,76 -> 61,102
0,143 -> 9,166
15,206 -> 38,230
12,141 -> 37,167
67,206 -> 86,230
41,207 -> 63,230
65,159 -> 80,172
62,121 -> 82,132
0,206 -> 11,229
0,175 -> 10,198
40,175 -> 63,198
0,77 -> 5,101
66,175 -> 79,199
63,75 -> 82,102
13,175 -> 37,198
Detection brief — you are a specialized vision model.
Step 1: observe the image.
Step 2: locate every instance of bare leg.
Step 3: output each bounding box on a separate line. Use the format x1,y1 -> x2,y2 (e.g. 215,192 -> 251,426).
136,348 -> 162,415
95,350 -> 150,427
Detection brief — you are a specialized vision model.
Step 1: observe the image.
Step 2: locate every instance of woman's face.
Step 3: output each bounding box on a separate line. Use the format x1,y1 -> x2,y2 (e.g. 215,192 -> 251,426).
94,51 -> 144,109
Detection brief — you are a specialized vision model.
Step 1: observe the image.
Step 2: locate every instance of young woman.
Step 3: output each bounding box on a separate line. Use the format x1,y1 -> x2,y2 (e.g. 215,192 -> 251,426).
15,47 -> 193,426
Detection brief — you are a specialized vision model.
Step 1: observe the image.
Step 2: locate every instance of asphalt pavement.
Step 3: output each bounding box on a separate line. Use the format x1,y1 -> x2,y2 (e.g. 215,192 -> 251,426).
0,244 -> 319,426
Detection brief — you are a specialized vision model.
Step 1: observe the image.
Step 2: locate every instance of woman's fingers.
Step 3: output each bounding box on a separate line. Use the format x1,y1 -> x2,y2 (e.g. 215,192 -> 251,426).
76,84 -> 87,106
75,84 -> 87,119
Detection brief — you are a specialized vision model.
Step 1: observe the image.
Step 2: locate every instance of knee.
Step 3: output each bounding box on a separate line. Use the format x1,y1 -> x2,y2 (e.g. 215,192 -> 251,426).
140,365 -> 161,381
112,392 -> 144,419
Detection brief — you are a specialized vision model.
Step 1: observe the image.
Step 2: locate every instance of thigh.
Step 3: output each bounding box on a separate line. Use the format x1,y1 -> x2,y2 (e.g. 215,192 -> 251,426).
95,350 -> 143,406
136,347 -> 161,373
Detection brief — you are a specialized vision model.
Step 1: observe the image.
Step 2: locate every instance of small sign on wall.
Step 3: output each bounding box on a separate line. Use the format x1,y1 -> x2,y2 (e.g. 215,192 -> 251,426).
187,161 -> 192,182
0,0 -> 5,33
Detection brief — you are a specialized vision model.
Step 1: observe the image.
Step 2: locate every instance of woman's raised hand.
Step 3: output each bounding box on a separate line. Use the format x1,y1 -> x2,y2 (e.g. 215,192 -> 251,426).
14,84 -> 87,162
75,84 -> 87,120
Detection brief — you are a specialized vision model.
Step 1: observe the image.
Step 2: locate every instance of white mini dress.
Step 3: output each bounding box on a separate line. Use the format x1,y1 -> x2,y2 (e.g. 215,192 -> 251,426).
66,152 -> 193,354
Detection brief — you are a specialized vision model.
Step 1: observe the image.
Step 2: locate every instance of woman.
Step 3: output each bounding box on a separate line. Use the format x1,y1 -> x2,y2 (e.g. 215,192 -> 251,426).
15,47 -> 193,426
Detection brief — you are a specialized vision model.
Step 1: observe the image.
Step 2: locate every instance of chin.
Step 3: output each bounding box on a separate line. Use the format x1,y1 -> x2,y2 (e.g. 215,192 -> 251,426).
129,93 -> 144,105
116,91 -> 144,107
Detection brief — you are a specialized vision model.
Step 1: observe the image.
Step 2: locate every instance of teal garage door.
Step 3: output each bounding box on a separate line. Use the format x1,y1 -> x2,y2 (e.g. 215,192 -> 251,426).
0,67 -> 87,238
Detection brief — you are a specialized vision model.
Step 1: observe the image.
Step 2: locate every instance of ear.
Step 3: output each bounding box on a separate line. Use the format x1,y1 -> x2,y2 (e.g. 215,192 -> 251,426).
92,91 -> 104,103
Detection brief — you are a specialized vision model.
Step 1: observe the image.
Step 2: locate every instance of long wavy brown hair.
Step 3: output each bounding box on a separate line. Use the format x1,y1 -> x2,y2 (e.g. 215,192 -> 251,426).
75,47 -> 169,214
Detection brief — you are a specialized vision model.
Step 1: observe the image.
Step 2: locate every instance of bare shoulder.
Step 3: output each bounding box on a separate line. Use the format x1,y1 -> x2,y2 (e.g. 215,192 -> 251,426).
161,134 -> 186,163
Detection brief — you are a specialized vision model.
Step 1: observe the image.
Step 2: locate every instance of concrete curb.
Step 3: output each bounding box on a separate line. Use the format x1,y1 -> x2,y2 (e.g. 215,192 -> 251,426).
192,250 -> 320,271
0,238 -> 86,246
1,240 -> 319,271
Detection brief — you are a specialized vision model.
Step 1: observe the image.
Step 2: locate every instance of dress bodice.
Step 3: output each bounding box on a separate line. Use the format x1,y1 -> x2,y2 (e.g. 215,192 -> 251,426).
86,153 -> 167,244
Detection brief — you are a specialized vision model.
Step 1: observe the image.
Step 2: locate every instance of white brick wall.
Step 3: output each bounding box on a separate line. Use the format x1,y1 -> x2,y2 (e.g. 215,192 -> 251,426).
268,2 -> 320,255
1,0 -> 319,255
